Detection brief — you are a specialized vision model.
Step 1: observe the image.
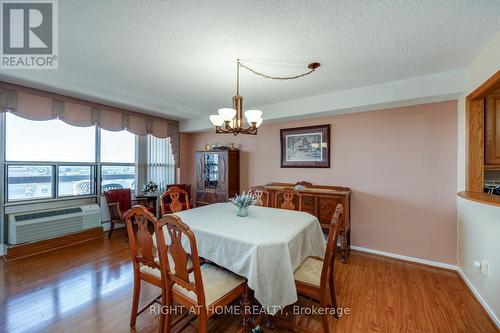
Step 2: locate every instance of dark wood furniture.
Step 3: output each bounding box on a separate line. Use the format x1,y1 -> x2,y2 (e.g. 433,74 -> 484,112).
104,188 -> 154,239
124,206 -> 163,330
275,188 -> 302,210
154,214 -> 250,333
159,186 -> 191,216
259,182 -> 351,263
278,204 -> 343,333
195,148 -> 240,206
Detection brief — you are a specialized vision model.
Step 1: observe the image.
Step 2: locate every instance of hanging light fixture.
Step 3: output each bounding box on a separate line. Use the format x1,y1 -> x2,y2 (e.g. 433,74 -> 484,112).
209,59 -> 320,135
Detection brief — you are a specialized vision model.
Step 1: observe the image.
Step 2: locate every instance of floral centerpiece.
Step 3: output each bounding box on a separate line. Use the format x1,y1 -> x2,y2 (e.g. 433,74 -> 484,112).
142,181 -> 158,194
229,191 -> 256,217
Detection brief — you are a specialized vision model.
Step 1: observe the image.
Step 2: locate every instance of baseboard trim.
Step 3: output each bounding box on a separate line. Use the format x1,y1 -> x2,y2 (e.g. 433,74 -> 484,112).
350,245 -> 458,270
350,245 -> 499,328
457,268 -> 500,328
4,227 -> 104,261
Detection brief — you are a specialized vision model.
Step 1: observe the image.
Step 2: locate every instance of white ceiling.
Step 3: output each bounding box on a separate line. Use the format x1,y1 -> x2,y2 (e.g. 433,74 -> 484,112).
1,0 -> 500,124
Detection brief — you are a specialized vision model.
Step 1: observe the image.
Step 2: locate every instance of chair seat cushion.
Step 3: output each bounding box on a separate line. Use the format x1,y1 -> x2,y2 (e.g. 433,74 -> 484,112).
294,257 -> 323,287
173,263 -> 246,306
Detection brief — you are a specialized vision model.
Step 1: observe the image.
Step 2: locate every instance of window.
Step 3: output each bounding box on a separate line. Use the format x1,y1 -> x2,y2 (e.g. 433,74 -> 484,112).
100,129 -> 135,163
100,129 -> 136,193
58,166 -> 95,197
5,112 -> 95,162
101,165 -> 135,192
146,135 -> 175,189
3,114 -> 139,202
7,165 -> 54,201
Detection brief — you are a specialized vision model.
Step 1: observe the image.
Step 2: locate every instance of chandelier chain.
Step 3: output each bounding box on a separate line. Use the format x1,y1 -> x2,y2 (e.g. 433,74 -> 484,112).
238,61 -> 317,81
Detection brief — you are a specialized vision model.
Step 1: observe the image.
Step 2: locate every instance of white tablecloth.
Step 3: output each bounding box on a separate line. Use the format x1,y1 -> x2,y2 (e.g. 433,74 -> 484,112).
171,203 -> 326,314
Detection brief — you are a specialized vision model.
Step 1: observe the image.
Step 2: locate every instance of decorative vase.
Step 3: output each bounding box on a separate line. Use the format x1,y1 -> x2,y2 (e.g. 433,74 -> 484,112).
237,206 -> 249,217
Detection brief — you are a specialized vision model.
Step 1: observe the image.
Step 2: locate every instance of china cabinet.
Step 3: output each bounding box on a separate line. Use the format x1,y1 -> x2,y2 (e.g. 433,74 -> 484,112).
195,148 -> 240,206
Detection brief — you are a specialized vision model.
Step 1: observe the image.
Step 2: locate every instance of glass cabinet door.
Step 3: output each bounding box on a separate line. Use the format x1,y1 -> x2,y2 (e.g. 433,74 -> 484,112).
203,153 -> 219,190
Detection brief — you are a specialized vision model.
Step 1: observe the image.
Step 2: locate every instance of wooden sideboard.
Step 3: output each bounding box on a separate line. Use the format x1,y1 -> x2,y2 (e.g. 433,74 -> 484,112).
257,182 -> 352,263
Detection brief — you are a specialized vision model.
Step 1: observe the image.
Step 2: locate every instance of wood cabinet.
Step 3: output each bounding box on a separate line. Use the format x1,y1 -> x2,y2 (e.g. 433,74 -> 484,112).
485,92 -> 500,167
195,149 -> 239,206
259,182 -> 351,263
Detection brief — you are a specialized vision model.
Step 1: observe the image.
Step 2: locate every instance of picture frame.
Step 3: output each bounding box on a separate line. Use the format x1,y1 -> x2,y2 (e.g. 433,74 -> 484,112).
280,124 -> 330,168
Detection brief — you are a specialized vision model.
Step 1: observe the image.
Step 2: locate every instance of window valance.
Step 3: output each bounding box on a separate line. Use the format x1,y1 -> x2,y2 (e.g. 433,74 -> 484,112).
0,82 -> 179,165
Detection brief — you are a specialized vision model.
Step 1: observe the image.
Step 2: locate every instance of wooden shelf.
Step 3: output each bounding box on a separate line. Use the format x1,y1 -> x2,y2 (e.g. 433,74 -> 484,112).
458,191 -> 500,207
484,164 -> 500,170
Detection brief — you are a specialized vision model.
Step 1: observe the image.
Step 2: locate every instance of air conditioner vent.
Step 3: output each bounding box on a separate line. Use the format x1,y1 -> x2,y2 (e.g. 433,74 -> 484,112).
14,207 -> 83,222
8,204 -> 100,245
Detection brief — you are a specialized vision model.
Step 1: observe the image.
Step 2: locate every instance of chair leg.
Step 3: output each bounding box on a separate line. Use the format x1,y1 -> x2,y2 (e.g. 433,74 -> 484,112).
163,292 -> 172,333
322,312 -> 331,333
130,275 -> 141,327
108,222 -> 115,238
241,285 -> 251,332
159,298 -> 166,333
199,308 -> 208,333
329,274 -> 339,319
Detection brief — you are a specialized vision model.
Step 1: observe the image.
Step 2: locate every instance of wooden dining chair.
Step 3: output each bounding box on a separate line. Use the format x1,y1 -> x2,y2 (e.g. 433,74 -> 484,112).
292,203 -> 344,333
160,186 -> 191,216
250,186 -> 270,207
154,214 -> 251,333
275,188 -> 302,211
125,206 -> 164,329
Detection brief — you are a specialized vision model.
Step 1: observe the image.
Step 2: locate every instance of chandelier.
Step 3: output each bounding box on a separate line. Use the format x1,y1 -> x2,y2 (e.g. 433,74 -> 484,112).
209,59 -> 320,135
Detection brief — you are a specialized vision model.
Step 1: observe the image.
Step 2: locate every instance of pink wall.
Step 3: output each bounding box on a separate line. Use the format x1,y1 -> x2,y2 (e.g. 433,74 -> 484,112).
180,101 -> 458,264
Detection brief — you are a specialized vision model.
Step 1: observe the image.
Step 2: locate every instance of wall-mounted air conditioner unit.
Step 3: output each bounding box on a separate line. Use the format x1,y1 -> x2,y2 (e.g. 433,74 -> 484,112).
8,204 -> 101,245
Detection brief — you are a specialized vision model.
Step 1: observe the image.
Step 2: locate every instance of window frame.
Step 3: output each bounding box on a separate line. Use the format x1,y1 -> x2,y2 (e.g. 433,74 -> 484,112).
4,161 -> 98,203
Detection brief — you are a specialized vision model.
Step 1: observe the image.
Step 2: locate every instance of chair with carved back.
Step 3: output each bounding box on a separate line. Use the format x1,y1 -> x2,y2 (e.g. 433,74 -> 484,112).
154,214 -> 251,333
160,186 -> 191,216
166,184 -> 193,206
125,206 -> 164,329
290,203 -> 344,333
250,186 -> 270,207
275,188 -> 302,211
104,188 -> 155,240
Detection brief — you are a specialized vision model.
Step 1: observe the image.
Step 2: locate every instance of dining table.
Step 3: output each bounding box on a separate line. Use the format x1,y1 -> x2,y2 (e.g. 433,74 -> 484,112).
169,202 -> 327,315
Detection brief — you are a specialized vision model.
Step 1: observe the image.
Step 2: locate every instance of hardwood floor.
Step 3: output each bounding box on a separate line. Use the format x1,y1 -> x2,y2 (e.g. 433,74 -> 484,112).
1,229 -> 497,333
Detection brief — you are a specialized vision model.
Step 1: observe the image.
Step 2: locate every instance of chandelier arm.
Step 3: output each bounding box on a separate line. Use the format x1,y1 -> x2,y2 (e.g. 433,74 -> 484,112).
238,61 -> 320,81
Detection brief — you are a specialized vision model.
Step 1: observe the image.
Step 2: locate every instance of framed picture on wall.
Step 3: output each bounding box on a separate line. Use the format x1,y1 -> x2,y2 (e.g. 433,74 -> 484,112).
280,124 -> 330,168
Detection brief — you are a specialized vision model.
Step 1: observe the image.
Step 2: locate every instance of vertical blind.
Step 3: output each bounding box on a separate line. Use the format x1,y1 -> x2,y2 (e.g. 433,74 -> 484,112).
147,135 -> 176,190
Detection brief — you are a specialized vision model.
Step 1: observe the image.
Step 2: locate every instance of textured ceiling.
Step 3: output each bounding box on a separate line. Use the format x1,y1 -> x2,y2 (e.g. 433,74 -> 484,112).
1,0 -> 500,120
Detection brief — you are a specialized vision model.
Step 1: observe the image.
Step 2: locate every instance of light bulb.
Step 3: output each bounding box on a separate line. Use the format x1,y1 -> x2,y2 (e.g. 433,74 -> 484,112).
218,108 -> 236,121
